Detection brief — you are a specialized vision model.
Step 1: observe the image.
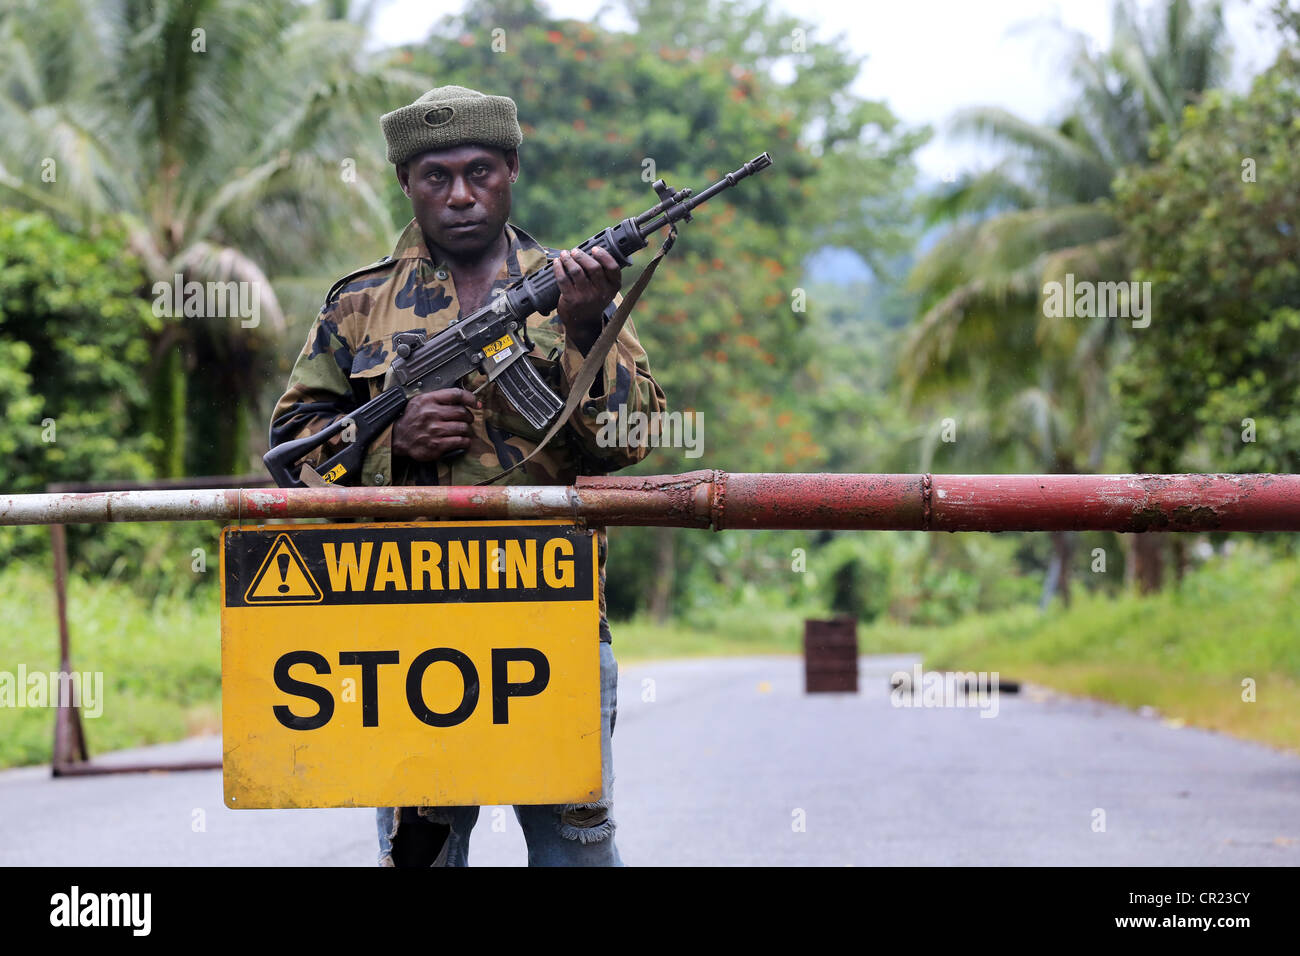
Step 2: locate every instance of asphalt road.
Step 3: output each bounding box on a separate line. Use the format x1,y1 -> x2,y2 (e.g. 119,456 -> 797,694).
2,655 -> 1297,866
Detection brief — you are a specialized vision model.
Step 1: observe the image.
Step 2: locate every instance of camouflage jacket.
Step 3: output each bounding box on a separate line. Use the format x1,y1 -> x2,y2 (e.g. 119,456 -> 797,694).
269,219 -> 667,635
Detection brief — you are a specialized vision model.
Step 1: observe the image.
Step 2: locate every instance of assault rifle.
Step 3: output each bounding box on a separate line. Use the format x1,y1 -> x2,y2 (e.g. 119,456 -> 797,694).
264,152 -> 773,488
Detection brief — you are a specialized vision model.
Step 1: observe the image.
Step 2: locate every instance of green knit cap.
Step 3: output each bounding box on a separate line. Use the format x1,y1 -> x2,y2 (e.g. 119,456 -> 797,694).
380,85 -> 523,165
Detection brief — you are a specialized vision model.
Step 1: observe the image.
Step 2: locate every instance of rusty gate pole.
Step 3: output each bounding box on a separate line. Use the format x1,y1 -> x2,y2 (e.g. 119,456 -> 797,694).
4,473 -> 1300,530
49,523 -> 89,773
42,475 -> 272,777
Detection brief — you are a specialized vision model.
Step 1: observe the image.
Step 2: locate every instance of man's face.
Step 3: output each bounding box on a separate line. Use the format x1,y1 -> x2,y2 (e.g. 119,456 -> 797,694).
397,144 -> 519,259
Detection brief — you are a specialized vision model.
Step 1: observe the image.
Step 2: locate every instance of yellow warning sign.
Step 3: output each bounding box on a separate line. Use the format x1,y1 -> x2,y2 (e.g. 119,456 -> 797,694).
220,521 -> 600,809
244,533 -> 323,604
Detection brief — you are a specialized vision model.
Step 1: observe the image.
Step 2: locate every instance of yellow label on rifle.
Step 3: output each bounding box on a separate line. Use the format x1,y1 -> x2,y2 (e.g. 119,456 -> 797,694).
483,334 -> 515,358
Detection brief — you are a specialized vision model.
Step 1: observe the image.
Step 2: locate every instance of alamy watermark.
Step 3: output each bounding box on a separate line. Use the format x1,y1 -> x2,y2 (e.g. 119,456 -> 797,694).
0,666 -> 103,717
595,406 -> 704,458
890,664 -> 999,718
152,274 -> 260,328
50,886 -> 150,935
1042,273 -> 1151,329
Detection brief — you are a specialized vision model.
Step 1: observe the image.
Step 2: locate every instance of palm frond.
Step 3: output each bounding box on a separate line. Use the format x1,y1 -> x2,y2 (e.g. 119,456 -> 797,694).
173,240 -> 287,336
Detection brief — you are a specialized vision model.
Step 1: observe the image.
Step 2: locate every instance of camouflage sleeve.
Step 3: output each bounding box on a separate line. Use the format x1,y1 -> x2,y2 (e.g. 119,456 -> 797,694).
559,291 -> 668,469
268,304 -> 393,487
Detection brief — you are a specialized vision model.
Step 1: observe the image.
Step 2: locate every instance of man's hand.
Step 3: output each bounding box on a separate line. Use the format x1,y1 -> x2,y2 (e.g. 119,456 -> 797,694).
391,388 -> 481,461
553,246 -> 621,353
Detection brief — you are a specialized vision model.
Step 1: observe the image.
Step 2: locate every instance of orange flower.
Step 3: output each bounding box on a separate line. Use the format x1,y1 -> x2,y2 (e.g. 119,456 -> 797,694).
776,411 -> 793,427
573,118 -> 586,131
574,49 -> 587,61
546,30 -> 563,43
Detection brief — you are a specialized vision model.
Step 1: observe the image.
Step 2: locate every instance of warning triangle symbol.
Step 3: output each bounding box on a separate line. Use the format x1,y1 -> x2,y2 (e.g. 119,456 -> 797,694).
245,534 -> 324,604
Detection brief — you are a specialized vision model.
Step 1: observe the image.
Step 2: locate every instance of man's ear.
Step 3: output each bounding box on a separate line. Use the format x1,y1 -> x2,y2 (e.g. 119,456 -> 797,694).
396,162 -> 411,197
504,148 -> 519,183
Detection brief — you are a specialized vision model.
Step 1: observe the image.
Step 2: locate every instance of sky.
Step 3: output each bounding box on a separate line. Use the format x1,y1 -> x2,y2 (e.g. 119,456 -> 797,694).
369,0 -> 1283,182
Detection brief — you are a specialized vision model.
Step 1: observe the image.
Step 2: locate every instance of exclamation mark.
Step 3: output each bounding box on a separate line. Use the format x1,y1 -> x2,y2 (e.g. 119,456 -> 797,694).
277,552 -> 291,593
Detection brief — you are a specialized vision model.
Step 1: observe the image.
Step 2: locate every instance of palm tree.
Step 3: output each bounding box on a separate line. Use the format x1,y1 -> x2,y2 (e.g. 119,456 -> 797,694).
0,0 -> 423,474
900,0 -> 1228,603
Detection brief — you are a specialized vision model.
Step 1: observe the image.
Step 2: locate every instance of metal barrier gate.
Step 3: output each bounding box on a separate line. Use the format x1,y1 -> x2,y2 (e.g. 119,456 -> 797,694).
5,470 -> 1297,777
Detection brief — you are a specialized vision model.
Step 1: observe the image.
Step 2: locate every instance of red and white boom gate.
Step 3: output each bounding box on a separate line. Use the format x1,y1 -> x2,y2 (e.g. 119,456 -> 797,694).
4,471 -> 1298,776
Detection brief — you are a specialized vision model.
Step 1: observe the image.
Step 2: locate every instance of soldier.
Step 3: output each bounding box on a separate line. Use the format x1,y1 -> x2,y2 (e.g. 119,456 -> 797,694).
268,85 -> 667,866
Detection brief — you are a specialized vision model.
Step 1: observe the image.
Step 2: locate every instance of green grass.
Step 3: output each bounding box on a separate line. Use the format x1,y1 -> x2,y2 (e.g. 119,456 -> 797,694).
0,565 -> 221,768
3,545 -> 1297,768
614,603 -> 811,661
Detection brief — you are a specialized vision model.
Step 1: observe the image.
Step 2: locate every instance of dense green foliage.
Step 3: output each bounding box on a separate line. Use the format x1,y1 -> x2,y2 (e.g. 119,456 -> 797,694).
0,0 -> 419,475
0,208 -> 231,590
1115,24 -> 1300,472
0,209 -> 159,493
897,0 -> 1276,601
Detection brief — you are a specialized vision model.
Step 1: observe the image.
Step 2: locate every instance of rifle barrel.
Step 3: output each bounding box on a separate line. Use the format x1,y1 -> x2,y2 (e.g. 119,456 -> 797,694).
637,153 -> 772,236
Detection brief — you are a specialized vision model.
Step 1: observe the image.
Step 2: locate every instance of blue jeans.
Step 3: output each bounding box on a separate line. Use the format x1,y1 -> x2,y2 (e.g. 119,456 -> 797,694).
377,641 -> 622,866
